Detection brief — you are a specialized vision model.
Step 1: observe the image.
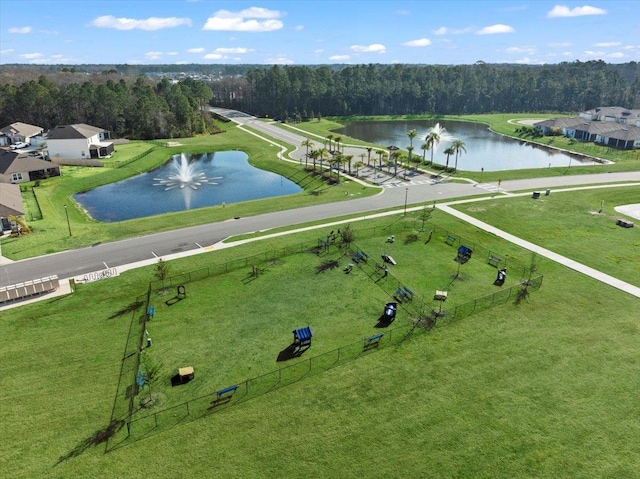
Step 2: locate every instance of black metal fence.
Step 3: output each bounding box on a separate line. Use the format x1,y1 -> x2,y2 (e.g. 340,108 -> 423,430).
107,220 -> 543,449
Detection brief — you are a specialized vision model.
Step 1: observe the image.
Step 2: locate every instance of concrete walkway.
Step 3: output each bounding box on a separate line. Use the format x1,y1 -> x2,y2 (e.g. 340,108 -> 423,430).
438,204 -> 640,299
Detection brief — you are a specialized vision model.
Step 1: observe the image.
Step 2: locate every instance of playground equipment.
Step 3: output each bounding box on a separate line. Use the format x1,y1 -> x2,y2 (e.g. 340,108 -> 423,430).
292,326 -> 313,355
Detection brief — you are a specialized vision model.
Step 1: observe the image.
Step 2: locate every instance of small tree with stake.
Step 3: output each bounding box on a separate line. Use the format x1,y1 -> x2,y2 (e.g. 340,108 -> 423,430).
154,258 -> 171,292
515,252 -> 539,305
339,224 -> 355,249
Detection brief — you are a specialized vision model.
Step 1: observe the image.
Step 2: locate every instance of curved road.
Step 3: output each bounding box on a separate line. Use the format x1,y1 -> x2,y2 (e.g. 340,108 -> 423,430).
3,108 -> 640,285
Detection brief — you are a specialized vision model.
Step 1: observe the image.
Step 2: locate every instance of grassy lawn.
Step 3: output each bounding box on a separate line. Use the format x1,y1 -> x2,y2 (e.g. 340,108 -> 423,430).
3,209 -> 640,478
2,122 -> 379,260
452,186 -> 640,286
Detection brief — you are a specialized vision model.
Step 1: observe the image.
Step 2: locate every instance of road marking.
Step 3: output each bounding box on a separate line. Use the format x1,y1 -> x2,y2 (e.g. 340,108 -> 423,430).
195,242 -> 203,248
151,251 -> 158,258
103,262 -> 109,268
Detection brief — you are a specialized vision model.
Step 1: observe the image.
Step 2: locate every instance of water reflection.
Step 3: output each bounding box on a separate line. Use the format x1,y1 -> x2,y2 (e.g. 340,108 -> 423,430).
337,120 -> 598,171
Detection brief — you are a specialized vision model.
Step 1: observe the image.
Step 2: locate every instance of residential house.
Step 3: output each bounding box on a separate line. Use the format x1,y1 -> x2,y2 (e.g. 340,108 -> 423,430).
0,122 -> 45,147
46,123 -> 114,160
0,183 -> 25,231
0,150 -> 61,184
535,106 -> 640,149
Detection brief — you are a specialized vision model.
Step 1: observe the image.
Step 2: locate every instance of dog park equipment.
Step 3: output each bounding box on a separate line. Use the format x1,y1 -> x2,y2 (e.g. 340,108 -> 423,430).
434,290 -> 448,301
616,218 -> 634,228
178,366 -> 194,383
211,384 -> 239,407
494,268 -> 507,287
456,245 -> 473,264
381,254 -> 397,265
394,286 -> 414,302
364,333 -> 384,350
383,302 -> 397,322
292,326 -> 313,354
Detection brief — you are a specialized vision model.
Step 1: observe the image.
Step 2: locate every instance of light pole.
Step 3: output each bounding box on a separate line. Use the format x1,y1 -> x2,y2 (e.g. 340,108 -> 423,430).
64,204 -> 72,237
404,187 -> 408,216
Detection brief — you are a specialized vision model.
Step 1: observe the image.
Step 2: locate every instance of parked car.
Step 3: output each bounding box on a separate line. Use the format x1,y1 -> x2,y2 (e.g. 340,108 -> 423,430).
10,142 -> 29,150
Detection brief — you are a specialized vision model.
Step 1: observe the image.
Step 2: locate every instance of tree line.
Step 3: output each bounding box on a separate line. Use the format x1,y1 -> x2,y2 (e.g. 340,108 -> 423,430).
0,75 -> 218,139
213,61 -> 640,119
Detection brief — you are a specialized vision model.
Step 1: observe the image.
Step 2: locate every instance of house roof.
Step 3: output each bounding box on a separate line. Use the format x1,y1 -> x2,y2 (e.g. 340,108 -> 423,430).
46,123 -> 105,140
582,106 -> 640,122
0,183 -> 25,217
0,122 -> 44,138
601,126 -> 640,142
575,121 -> 622,135
0,150 -> 58,176
535,117 -> 588,129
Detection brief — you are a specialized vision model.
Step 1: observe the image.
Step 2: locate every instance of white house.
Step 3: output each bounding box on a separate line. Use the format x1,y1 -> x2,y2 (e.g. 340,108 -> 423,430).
46,124 -> 114,160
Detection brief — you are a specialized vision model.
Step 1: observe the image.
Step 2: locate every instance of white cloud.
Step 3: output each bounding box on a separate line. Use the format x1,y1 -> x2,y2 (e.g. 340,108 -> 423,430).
167,52 -> 178,56
203,7 -> 283,32
433,26 -> 474,35
593,41 -> 620,47
477,24 -> 514,35
329,55 -> 351,61
20,52 -> 44,59
265,56 -> 294,64
505,46 -> 537,54
89,15 -> 192,30
214,47 -> 252,54
548,42 -> 571,48
547,5 -> 607,18
204,53 -> 224,59
9,26 -> 32,34
0,49 -> 15,55
39,29 -> 59,35
145,51 -> 163,60
402,38 -> 431,47
187,47 -> 205,53
294,25 -> 304,31
608,52 -> 624,58
351,43 -> 386,53
315,49 -> 324,54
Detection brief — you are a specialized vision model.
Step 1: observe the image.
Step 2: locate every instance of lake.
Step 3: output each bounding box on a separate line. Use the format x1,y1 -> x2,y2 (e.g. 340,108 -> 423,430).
74,151 -> 302,222
336,120 -> 598,171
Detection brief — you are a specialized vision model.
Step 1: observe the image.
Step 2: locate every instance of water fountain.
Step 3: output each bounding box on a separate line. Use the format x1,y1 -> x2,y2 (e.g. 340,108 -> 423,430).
425,122 -> 455,159
153,153 -> 221,190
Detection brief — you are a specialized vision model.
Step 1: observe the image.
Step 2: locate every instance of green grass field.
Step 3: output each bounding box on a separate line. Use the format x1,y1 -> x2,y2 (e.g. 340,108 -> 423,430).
3,204 -> 640,478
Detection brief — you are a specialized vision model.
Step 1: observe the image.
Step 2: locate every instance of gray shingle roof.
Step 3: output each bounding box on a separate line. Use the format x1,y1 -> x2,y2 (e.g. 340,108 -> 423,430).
46,123 -> 105,140
0,122 -> 44,138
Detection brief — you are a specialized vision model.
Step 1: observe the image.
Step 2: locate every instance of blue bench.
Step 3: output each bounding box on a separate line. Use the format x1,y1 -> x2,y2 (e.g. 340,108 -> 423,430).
212,385 -> 239,406
352,250 -> 369,263
364,333 -> 384,350
395,287 -> 415,302
147,305 -> 155,318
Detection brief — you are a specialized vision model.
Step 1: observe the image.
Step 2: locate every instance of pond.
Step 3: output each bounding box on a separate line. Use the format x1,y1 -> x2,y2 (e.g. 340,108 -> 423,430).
336,120 -> 599,171
74,151 -> 302,222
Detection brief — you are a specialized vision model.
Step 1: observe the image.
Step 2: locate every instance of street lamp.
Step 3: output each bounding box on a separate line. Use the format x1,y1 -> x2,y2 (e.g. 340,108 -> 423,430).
404,187 -> 409,216
64,204 -> 72,237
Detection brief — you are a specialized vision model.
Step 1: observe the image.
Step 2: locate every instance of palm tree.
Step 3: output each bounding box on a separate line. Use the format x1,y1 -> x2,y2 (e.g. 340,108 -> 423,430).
325,134 -> 334,152
407,145 -> 415,168
344,154 -> 354,175
443,145 -> 455,170
358,152 -> 366,170
451,139 -> 467,173
378,151 -> 387,170
425,131 -> 440,166
420,142 -> 429,165
309,149 -> 319,171
318,147 -> 329,173
366,147 -> 373,166
407,129 -> 418,149
334,136 -> 342,154
353,160 -> 365,176
301,139 -> 314,167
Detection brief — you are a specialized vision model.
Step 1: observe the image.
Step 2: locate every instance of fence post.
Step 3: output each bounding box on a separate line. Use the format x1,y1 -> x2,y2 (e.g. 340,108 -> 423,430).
186,401 -> 190,416
308,357 -> 312,372
154,412 -> 158,428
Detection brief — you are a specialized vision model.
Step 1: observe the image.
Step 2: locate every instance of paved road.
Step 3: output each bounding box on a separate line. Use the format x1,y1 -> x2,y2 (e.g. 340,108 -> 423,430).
2,108 -> 640,286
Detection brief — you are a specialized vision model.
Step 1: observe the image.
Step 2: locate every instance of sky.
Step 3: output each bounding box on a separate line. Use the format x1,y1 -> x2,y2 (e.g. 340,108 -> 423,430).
0,0 -> 638,66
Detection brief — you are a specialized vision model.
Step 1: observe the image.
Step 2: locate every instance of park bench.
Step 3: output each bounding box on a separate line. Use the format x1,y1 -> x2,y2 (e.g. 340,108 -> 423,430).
352,250 -> 369,263
212,385 -> 239,406
394,286 -> 414,302
363,333 -> 384,351
488,254 -> 502,267
445,235 -> 456,246
147,305 -> 155,318
381,254 -> 397,265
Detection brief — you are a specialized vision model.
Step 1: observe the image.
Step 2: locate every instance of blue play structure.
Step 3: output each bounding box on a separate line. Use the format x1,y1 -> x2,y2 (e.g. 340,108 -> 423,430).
293,326 -> 313,354
456,245 -> 473,264
383,302 -> 397,322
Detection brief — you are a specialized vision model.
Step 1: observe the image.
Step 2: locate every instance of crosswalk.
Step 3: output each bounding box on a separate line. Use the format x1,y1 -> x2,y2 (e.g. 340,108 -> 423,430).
382,180 -> 512,194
